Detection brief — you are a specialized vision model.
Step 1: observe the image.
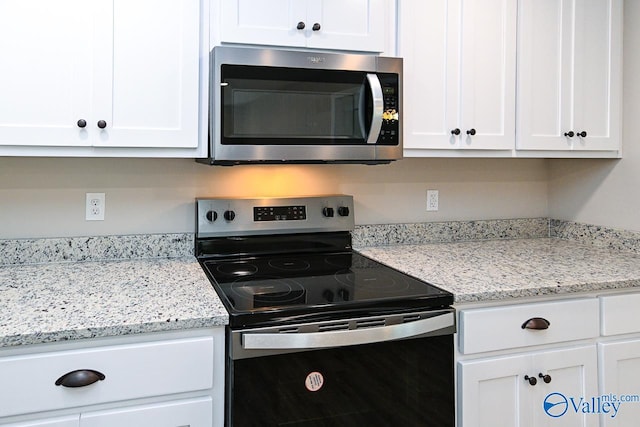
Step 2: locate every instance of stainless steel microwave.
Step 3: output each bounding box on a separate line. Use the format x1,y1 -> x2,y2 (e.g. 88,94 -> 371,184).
199,47 -> 402,165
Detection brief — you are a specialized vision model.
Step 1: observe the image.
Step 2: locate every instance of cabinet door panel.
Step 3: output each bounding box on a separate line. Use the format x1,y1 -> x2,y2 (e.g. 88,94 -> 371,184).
517,0 -> 622,153
458,354 -> 531,427
0,0 -> 92,147
220,0 -> 306,47
306,0 -> 384,52
93,0 -> 201,148
572,0 -> 621,151
600,340 -> 640,427
80,398 -> 212,427
459,0 -> 516,150
3,417 -> 79,427
398,0 -> 461,150
517,0 -> 572,151
532,346 -> 598,427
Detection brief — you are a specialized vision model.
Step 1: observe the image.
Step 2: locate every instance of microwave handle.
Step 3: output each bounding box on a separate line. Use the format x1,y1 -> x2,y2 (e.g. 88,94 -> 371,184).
366,74 -> 384,144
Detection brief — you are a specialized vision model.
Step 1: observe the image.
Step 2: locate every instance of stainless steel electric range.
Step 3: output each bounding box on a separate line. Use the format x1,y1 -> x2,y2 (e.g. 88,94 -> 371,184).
195,195 -> 455,427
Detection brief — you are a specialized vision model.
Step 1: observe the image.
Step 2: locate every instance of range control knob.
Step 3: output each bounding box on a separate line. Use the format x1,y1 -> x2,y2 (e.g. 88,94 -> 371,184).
337,206 -> 350,217
205,210 -> 218,222
322,207 -> 335,218
223,210 -> 236,221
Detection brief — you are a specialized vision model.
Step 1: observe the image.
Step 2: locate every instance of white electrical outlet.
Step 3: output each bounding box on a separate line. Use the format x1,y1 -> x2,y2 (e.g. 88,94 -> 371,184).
86,193 -> 105,221
426,190 -> 439,211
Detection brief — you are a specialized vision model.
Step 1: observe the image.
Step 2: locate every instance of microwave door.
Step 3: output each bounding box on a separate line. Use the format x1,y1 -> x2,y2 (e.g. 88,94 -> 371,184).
365,74 -> 384,144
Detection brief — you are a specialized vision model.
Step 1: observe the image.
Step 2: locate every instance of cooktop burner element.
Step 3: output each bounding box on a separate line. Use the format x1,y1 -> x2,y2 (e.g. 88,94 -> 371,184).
195,196 -> 453,327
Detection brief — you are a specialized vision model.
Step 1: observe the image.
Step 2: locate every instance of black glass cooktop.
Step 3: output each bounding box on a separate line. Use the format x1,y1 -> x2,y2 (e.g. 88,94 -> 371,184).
201,251 -> 453,328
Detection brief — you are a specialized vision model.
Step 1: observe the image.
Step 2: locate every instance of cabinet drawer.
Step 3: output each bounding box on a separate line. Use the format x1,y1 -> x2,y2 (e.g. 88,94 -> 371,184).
459,298 -> 599,354
0,337 -> 214,418
601,293 -> 640,336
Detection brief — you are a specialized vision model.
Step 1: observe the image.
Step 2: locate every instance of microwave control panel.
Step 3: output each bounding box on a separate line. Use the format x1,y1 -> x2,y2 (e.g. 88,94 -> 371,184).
378,73 -> 400,145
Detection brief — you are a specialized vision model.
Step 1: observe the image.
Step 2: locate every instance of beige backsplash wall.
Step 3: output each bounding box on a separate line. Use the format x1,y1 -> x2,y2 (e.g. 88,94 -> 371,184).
0,157 -> 548,239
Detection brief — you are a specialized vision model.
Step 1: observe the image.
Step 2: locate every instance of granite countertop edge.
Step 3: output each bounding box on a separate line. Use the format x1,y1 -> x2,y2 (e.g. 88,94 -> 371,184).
354,237 -> 640,306
0,255 -> 229,349
450,278 -> 640,304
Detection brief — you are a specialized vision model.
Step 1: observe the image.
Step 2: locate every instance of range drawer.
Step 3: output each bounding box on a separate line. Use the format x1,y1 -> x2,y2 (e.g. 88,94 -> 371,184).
459,298 -> 599,354
0,337 -> 214,418
601,293 -> 640,336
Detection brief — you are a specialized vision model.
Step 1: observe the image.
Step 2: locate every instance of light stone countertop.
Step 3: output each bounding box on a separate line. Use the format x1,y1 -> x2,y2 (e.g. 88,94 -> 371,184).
356,238 -> 640,304
0,257 -> 228,348
3,220 -> 640,348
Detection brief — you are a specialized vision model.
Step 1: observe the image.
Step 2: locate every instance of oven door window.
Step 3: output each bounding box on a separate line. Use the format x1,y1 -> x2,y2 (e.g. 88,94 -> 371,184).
228,335 -> 453,426
221,65 -> 372,145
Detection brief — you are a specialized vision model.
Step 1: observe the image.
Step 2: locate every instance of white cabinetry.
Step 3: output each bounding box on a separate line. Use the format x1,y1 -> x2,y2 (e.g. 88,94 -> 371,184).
4,417 -> 80,427
80,398 -> 212,427
516,0 -> 623,155
457,298 -> 600,427
0,329 -> 224,427
0,0 -> 207,157
399,0 -> 516,156
599,293 -> 640,427
460,346 -> 597,427
217,0 -> 385,52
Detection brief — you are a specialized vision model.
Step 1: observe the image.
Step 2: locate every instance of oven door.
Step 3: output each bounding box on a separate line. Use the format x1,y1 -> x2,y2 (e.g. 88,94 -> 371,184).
227,309 -> 455,427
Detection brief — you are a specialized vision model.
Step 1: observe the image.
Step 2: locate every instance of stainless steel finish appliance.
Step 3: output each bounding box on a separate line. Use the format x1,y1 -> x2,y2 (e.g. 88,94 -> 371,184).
195,195 -> 454,426
199,47 -> 402,165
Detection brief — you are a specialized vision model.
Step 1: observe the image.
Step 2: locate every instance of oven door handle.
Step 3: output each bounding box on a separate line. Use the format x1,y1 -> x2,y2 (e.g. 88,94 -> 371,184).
365,73 -> 384,144
242,311 -> 455,350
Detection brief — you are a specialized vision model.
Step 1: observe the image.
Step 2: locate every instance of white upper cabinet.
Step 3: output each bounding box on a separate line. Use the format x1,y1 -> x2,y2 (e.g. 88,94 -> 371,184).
399,0 -> 516,155
0,0 -> 93,148
516,0 -> 623,153
218,0 -> 385,52
0,0 -> 206,156
93,0 -> 201,149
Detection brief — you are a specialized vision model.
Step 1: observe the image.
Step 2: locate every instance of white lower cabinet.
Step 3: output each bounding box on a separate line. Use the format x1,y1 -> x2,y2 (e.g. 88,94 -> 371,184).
457,298 -> 600,427
0,329 -> 224,427
459,346 -> 598,427
599,293 -> 640,426
3,417 -> 80,427
458,293 -> 640,426
4,398 -> 212,427
80,397 -> 212,427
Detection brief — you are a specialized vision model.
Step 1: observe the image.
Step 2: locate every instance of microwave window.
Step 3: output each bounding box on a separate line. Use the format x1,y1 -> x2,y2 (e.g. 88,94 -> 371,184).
222,65 -> 371,145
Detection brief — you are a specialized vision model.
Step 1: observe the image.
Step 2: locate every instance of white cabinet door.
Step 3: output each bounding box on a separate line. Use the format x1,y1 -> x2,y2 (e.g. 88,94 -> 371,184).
219,0 -> 384,52
458,0 -> 516,151
459,346 -> 597,427
517,0 -> 622,152
398,0 -> 460,151
93,0 -> 201,148
0,0 -> 203,153
3,417 -> 79,427
219,0 -> 307,47
531,346 -> 598,427
0,0 -> 92,147
400,0 -> 516,154
458,353 -> 531,427
80,398 -> 212,427
305,0 -> 384,52
599,340 -> 640,427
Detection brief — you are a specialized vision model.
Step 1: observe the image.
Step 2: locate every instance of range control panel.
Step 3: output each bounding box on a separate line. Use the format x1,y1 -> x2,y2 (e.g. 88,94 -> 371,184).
196,195 -> 354,237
